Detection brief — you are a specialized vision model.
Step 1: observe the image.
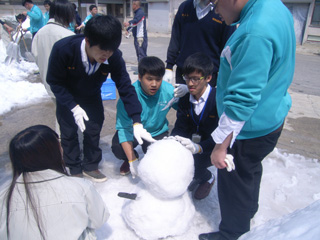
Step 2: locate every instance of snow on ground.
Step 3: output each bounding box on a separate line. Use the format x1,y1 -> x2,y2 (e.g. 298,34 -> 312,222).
0,39 -> 49,115
0,38 -> 320,239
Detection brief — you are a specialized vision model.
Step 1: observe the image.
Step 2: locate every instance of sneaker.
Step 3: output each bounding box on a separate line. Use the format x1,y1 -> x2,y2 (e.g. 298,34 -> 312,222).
133,71 -> 139,75
120,161 -> 130,176
83,170 -> 107,182
71,173 -> 84,178
188,178 -> 202,191
194,176 -> 215,200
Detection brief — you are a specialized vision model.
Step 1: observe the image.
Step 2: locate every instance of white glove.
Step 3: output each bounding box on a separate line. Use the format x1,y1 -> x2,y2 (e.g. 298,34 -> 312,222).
163,136 -> 178,141
129,158 -> 139,179
174,84 -> 189,98
175,135 -> 202,154
163,69 -> 173,84
71,105 -> 89,132
133,123 -> 156,145
225,154 -> 235,172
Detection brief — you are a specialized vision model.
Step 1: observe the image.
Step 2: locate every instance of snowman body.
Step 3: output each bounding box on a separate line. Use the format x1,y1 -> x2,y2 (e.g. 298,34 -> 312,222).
122,140 -> 195,240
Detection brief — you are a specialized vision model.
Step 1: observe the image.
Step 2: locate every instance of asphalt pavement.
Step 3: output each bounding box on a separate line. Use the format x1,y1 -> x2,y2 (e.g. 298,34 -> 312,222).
0,33 -> 319,182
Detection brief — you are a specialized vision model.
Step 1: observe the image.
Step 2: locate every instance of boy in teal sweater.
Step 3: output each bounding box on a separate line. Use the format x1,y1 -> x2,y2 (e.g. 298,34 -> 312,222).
112,56 -> 177,177
199,0 -> 296,239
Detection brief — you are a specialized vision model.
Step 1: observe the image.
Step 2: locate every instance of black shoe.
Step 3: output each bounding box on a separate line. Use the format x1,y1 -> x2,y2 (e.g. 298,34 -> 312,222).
199,232 -> 227,240
188,178 -> 201,191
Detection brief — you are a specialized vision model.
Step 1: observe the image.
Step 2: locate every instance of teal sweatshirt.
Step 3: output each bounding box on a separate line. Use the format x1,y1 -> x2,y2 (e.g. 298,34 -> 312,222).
116,80 -> 177,143
216,0 -> 296,139
27,5 -> 44,34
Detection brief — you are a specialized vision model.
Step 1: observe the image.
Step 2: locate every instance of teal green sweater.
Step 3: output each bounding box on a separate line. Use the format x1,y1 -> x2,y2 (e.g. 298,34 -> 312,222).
27,5 -> 44,34
116,80 -> 176,143
216,0 -> 296,139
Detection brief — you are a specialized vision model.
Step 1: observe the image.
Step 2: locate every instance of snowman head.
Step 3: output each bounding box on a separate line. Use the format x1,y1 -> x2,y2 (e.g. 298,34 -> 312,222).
138,139 -> 194,199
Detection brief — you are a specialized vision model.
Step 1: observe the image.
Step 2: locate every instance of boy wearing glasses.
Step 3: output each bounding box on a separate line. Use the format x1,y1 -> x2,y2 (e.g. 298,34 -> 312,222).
111,56 -> 178,178
171,52 -> 218,200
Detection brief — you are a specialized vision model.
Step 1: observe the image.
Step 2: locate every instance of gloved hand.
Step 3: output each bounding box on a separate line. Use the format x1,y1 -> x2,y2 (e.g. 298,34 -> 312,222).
175,135 -> 202,154
163,136 -> 178,141
174,84 -> 189,98
71,105 -> 89,132
133,123 -> 156,145
225,154 -> 235,172
163,69 -> 173,83
129,158 -> 139,179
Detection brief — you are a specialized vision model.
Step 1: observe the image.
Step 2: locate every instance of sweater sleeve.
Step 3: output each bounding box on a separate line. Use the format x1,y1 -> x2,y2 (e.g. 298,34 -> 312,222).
47,40 -> 78,110
171,96 -> 191,138
85,182 -> 110,229
109,50 -> 142,123
166,5 -> 183,70
27,7 -> 43,21
223,35 -> 273,122
115,99 -> 135,143
129,8 -> 145,26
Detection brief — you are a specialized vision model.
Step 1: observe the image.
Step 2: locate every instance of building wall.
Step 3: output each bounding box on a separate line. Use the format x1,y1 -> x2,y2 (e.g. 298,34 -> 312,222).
147,2 -> 170,33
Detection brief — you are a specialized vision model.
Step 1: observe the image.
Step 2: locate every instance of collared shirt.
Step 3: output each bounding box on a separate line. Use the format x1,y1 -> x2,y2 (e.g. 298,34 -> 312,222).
80,39 -> 101,75
193,0 -> 213,20
189,85 -> 211,115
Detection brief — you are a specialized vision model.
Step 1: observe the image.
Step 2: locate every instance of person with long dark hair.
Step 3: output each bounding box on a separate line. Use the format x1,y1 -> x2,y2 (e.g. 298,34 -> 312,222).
32,0 -> 75,98
0,125 -> 109,239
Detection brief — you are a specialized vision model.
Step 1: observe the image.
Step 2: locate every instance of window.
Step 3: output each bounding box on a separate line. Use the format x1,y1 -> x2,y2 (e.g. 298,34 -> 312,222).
311,0 -> 320,26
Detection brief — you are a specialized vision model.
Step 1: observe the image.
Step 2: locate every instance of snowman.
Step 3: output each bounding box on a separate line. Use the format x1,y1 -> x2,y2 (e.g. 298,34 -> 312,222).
121,139 -> 195,240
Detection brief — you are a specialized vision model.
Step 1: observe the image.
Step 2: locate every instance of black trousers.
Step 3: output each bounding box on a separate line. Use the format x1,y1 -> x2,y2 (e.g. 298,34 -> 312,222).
111,131 -> 168,161
193,152 -> 213,183
176,66 -> 217,88
56,100 -> 104,175
218,127 -> 282,240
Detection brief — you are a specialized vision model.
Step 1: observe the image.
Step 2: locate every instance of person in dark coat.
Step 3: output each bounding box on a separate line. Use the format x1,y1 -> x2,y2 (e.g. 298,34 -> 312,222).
47,15 -> 154,182
171,52 -> 218,200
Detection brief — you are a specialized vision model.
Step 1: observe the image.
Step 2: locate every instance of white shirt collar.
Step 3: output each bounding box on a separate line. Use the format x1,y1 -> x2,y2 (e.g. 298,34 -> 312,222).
81,39 -> 107,75
194,0 -> 213,20
190,84 -> 211,103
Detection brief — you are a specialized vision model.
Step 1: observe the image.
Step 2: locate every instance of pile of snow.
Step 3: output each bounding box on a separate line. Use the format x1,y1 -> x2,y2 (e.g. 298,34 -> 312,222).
0,39 -> 49,116
122,140 -> 195,239
0,37 -> 320,239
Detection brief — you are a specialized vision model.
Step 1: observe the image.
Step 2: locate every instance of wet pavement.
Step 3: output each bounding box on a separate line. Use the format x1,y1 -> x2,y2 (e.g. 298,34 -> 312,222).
0,33 -> 319,183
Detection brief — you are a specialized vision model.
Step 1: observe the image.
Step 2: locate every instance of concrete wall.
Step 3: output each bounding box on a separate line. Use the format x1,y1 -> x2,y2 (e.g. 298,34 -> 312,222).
147,2 -> 170,33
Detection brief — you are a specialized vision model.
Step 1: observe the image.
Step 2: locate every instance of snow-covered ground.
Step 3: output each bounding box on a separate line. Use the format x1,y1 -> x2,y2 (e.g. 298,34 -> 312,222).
0,39 -> 320,239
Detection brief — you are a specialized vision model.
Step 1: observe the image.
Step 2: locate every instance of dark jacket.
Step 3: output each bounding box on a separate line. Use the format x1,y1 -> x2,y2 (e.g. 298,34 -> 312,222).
129,7 -> 147,39
166,0 -> 236,73
171,87 -> 218,154
47,34 -> 142,123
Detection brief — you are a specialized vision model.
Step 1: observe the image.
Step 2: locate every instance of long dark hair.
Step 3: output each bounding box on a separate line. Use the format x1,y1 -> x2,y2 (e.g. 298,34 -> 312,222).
6,125 -> 67,239
49,0 -> 74,27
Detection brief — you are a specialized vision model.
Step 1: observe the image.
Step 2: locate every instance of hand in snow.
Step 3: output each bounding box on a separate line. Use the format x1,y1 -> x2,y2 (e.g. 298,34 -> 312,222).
129,158 -> 139,179
175,135 -> 202,154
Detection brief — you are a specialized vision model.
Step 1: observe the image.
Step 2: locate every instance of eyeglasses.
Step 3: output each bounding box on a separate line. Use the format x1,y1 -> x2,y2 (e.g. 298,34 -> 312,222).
182,75 -> 205,84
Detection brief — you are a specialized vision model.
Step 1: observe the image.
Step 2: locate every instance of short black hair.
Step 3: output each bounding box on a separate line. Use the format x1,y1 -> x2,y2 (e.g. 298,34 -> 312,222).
84,15 -> 122,52
138,56 -> 165,77
22,0 -> 33,6
89,4 -> 97,11
182,52 -> 214,77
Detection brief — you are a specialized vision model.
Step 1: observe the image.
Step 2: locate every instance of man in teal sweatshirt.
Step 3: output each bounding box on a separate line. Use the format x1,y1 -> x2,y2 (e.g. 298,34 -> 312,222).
199,0 -> 296,239
22,0 -> 44,37
112,56 -> 177,178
